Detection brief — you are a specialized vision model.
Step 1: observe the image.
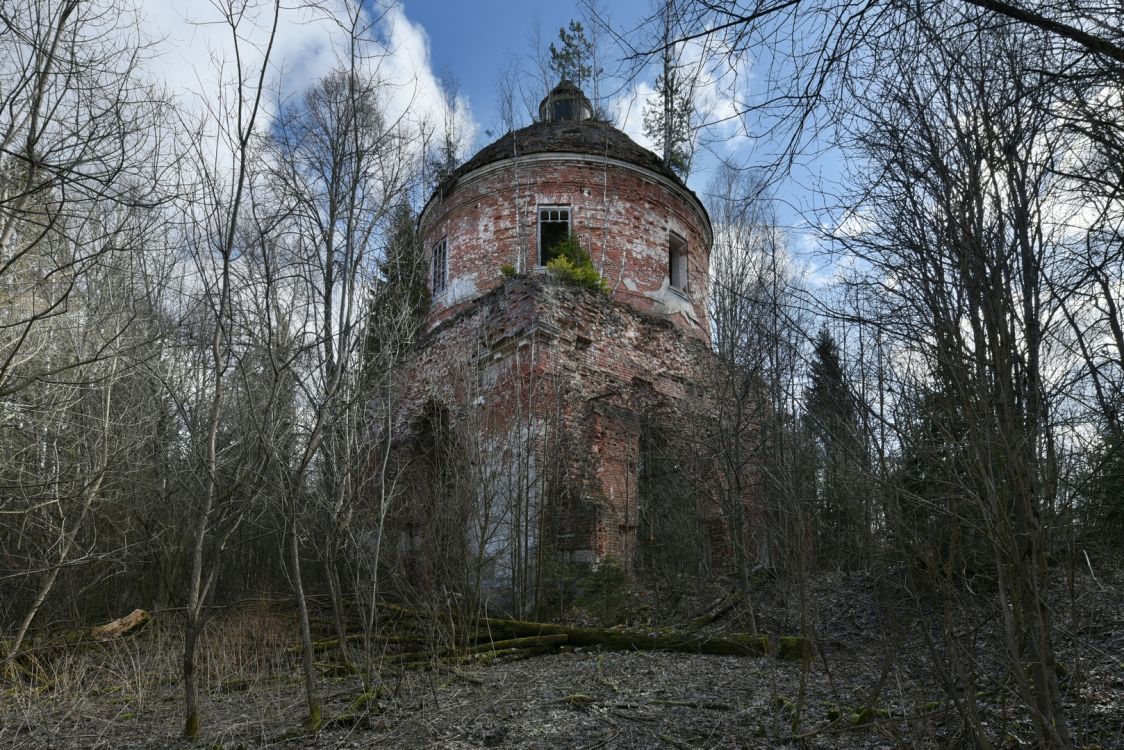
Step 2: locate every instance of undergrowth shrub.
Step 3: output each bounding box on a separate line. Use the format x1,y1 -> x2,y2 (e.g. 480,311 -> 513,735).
576,559 -> 636,624
541,558 -> 641,625
546,234 -> 607,292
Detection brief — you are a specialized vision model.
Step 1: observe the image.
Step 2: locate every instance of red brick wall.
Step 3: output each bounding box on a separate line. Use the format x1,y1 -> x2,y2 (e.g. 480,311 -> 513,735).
394,275 -> 719,565
419,155 -> 712,343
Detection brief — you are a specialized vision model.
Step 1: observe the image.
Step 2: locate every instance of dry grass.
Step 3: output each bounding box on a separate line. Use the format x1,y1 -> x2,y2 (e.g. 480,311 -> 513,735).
2,573 -> 1121,749
0,599 -> 304,747
194,599 -> 294,692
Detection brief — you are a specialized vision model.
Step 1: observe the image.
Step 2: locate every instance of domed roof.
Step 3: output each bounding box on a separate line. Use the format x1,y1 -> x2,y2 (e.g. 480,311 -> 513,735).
426,82 -> 709,236
447,117 -> 687,189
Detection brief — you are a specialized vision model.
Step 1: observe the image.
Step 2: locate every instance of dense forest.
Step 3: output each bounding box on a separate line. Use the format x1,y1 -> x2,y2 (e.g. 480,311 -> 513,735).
2,0 -> 1123,748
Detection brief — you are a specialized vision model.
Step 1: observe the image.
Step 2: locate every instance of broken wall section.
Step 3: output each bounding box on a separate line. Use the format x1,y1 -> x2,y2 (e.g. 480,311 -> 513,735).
382,274 -> 747,612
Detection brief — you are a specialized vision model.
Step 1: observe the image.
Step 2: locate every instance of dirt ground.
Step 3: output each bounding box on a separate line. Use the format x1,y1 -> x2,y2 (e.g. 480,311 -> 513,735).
2,566 -> 1122,749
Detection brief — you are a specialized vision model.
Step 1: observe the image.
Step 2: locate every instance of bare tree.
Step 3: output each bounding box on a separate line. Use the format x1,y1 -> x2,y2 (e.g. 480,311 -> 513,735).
171,0 -> 282,737
705,165 -> 812,599
261,45 -> 415,720
0,0 -> 171,396
3,270 -> 131,662
835,15 -> 1075,745
0,0 -> 174,666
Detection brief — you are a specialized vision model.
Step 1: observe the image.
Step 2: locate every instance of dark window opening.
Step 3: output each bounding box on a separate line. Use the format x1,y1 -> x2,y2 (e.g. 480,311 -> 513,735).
538,207 -> 571,265
550,98 -> 576,121
431,238 -> 447,295
669,232 -> 688,291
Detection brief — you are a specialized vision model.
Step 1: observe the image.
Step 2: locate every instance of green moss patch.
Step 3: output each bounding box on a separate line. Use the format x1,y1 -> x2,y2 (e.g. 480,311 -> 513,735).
777,636 -> 813,662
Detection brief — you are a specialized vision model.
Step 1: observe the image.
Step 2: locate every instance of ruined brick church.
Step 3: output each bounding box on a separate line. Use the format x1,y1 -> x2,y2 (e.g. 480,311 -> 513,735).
393,81 -> 721,592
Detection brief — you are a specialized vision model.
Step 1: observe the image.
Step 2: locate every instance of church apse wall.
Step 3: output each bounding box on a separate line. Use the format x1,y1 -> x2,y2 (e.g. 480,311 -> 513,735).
378,81 -> 748,605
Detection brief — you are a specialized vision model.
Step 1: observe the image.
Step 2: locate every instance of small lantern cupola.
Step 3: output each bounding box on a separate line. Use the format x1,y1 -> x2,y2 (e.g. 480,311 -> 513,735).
538,79 -> 593,123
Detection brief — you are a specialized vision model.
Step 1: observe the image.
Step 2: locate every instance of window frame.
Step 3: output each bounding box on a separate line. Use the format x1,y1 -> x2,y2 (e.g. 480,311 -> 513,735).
668,231 -> 688,292
537,205 -> 572,266
431,237 -> 448,296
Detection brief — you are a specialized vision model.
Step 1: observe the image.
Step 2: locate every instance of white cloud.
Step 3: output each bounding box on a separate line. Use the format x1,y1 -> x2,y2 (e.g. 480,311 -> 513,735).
679,37 -> 753,154
137,0 -> 475,157
613,80 -> 657,151
830,207 -> 874,240
373,3 -> 478,157
117,1 -> 478,347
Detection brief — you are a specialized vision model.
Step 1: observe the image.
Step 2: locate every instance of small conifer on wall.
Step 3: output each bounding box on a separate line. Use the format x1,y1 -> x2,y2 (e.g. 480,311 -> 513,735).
545,234 -> 608,292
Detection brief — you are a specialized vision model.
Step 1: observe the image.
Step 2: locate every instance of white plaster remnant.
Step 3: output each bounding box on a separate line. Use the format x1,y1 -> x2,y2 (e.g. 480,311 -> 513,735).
644,279 -> 700,328
445,276 -> 478,305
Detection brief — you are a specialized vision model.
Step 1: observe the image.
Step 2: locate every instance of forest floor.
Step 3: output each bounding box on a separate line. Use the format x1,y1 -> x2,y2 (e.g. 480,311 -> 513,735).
2,562 -> 1122,749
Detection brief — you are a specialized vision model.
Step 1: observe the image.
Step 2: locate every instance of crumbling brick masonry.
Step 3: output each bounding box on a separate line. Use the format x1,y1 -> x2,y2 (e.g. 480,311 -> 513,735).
388,81 -> 734,589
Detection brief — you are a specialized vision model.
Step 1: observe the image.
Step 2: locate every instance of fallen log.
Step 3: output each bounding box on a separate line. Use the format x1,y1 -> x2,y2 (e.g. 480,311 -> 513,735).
90,609 -> 150,640
382,634 -> 570,665
310,604 -> 773,663
474,618 -> 770,657
460,633 -> 570,655
688,591 -> 744,630
288,631 -> 427,655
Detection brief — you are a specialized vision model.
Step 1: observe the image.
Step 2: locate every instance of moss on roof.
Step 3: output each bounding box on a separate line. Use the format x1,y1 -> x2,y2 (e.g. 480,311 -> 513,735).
449,118 -> 687,188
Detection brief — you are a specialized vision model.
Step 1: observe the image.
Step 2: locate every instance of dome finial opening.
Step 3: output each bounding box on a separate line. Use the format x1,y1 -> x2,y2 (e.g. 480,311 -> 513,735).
539,79 -> 593,123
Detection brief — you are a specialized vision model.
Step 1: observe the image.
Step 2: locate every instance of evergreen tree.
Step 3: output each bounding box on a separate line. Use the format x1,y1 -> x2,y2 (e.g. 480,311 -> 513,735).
803,327 -> 868,565
427,74 -> 465,185
366,203 -> 429,360
1081,427 -> 1124,544
641,1 -> 695,177
806,329 -> 858,454
642,68 -> 694,177
549,21 -> 601,95
891,385 -> 988,577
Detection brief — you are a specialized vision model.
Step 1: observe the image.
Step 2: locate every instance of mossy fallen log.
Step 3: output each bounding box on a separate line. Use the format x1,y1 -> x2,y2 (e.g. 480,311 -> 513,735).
688,591 -> 743,630
474,618 -> 770,657
459,633 -> 570,655
365,603 -> 772,659
381,634 -> 570,666
851,706 -> 891,724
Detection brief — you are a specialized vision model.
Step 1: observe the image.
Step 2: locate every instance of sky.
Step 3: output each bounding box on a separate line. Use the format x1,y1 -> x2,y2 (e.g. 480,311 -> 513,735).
404,0 -> 653,132
133,0 -> 821,252
137,0 -> 751,174
137,1 -> 651,135
400,0 -> 832,262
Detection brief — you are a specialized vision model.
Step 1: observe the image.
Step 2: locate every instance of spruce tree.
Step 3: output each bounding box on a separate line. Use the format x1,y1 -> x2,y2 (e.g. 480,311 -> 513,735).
366,203 -> 429,360
641,0 -> 694,177
549,21 -> 601,95
804,327 -> 868,565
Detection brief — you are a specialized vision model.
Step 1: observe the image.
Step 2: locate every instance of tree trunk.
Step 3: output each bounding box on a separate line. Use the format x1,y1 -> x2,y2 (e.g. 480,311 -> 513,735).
289,519 -> 321,730
182,614 -> 200,740
4,566 -> 61,667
